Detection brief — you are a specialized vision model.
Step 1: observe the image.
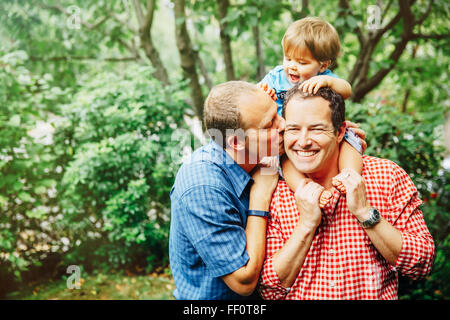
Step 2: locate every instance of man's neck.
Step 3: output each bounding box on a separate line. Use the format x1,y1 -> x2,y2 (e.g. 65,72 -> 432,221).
306,165 -> 339,190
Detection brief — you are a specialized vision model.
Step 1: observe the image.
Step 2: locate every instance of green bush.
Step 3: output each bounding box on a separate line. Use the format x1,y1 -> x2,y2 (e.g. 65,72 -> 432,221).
0,54 -> 194,297
347,98 -> 449,299
0,51 -> 68,296
57,66 -> 193,272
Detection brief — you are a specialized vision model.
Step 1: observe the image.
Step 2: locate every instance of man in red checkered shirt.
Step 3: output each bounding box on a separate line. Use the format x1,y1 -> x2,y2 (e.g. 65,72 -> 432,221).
258,85 -> 435,300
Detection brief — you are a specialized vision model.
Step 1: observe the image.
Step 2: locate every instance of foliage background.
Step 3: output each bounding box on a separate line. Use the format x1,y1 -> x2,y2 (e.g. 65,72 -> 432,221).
0,0 -> 448,299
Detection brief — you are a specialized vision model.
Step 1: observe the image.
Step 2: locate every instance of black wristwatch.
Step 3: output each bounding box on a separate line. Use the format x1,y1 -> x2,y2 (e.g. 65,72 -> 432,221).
359,207 -> 381,229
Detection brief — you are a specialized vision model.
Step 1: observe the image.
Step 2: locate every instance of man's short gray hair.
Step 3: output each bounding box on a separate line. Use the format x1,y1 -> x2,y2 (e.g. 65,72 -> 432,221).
204,81 -> 260,147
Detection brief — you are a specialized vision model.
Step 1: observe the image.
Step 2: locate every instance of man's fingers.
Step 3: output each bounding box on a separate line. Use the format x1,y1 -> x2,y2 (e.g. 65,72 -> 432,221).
295,178 -> 308,192
302,180 -> 324,202
334,168 -> 360,194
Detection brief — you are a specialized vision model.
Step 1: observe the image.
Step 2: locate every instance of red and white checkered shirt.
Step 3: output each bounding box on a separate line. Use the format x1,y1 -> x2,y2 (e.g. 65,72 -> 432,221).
259,156 -> 435,300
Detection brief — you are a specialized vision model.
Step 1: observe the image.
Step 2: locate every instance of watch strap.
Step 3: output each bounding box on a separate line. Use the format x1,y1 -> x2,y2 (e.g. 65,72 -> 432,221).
359,207 -> 381,228
247,209 -> 270,219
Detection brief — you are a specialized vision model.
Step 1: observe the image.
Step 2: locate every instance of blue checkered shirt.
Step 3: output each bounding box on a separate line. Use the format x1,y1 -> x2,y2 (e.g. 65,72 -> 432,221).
169,141 -> 255,300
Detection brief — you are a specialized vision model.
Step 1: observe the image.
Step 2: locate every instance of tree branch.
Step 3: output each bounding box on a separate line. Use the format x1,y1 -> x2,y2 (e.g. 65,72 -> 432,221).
173,0 -> 205,123
216,0 -> 236,80
131,0 -> 145,28
338,0 -> 363,43
144,0 -> 156,29
109,11 -> 138,33
410,33 -> 450,40
414,0 -> 434,26
38,1 -> 142,63
38,2 -> 109,30
131,0 -> 169,84
381,0 -> 394,21
29,55 -> 139,62
372,11 -> 402,42
398,0 -> 415,33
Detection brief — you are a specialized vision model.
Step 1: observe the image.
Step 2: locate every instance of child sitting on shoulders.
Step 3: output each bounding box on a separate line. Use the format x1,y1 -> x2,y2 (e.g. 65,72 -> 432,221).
259,17 -> 363,207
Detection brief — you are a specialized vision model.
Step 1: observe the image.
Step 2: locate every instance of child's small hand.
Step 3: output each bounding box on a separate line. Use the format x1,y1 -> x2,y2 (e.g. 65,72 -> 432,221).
298,75 -> 332,94
345,120 -> 367,153
258,83 -> 277,101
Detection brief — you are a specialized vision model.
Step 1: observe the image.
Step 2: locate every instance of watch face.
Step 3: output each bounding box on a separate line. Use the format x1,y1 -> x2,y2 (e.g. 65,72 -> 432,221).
362,208 -> 380,228
372,208 -> 380,220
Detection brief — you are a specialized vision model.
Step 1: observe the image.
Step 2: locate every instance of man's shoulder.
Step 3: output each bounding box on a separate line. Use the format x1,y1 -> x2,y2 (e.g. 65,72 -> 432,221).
176,158 -> 226,187
362,155 -> 406,176
173,146 -> 230,195
362,155 -> 416,193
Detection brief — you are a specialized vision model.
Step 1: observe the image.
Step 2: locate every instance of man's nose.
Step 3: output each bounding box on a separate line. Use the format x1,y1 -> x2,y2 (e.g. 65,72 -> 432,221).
296,129 -> 312,147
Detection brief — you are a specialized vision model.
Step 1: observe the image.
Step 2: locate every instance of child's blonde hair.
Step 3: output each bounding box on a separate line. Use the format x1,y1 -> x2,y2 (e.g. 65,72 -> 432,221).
282,17 -> 341,68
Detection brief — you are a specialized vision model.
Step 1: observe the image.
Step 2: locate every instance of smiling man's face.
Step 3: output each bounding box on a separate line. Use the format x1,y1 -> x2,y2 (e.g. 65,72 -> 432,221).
284,96 -> 345,177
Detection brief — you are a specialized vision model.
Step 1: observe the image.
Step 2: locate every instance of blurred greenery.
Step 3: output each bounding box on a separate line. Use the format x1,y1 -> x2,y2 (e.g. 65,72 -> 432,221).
6,270 -> 175,300
0,0 -> 448,300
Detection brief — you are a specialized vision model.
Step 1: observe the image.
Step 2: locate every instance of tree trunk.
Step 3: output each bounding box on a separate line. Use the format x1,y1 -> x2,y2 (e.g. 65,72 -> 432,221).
252,23 -> 265,80
401,44 -> 419,112
131,0 -> 170,85
173,0 -> 205,123
216,0 -> 236,80
291,0 -> 309,20
141,35 -> 170,85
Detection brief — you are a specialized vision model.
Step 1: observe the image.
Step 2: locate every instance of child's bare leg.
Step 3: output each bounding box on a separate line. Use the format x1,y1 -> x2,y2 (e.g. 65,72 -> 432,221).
282,156 -> 332,208
332,141 -> 363,193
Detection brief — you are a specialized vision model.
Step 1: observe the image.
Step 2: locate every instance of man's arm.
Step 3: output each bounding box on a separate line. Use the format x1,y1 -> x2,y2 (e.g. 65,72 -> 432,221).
222,166 -> 279,296
334,168 -> 434,272
266,179 -> 323,288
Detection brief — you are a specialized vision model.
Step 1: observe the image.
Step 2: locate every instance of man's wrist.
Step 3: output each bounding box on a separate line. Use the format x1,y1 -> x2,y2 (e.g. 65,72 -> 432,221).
250,189 -> 272,208
354,205 -> 372,222
249,201 -> 271,212
298,219 -> 320,232
247,209 -> 270,219
357,207 -> 381,229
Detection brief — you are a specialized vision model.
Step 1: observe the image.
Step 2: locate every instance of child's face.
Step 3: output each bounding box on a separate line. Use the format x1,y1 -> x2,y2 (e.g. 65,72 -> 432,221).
283,47 -> 326,85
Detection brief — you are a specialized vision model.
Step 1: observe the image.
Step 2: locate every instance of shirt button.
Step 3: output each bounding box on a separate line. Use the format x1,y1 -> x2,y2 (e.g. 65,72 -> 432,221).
329,249 -> 335,255
330,281 -> 335,288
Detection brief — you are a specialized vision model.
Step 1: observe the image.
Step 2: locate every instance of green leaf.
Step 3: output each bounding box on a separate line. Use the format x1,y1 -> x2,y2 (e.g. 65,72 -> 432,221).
9,115 -> 21,127
18,191 -> 33,202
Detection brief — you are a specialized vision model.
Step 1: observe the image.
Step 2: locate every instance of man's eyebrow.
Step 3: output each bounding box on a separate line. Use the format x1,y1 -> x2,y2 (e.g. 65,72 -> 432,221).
285,123 -> 328,129
285,123 -> 300,129
310,123 -> 326,128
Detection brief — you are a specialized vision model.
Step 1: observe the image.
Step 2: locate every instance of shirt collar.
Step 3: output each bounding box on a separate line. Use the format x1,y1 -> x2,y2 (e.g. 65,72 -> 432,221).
209,141 -> 253,197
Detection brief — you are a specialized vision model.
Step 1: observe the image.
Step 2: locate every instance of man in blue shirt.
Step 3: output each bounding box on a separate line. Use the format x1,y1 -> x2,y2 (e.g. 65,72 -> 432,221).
169,81 -> 285,299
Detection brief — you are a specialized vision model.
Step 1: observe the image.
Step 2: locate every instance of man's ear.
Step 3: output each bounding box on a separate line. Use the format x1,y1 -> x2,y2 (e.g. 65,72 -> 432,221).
320,60 -> 331,73
226,135 -> 246,152
336,124 -> 346,144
